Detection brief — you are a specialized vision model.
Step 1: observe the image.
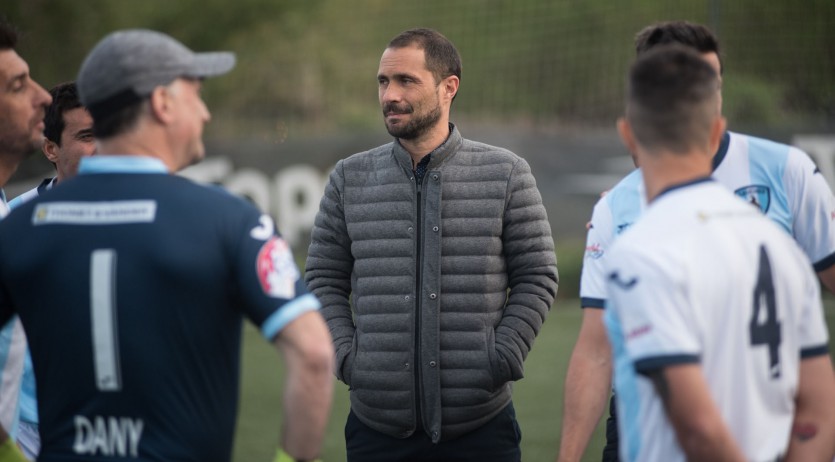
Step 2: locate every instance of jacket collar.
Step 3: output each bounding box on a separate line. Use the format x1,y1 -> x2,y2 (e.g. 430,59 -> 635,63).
392,123 -> 463,173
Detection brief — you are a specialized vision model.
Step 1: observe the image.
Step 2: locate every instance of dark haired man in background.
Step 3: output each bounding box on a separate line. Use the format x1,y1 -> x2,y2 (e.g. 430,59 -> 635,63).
307,28 -> 558,462
0,17 -> 51,462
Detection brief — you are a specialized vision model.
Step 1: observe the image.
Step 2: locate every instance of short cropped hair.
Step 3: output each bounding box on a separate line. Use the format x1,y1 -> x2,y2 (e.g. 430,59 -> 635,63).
387,28 -> 462,85
92,100 -> 146,140
44,82 -> 84,145
0,18 -> 18,50
626,45 -> 721,155
635,21 -> 722,73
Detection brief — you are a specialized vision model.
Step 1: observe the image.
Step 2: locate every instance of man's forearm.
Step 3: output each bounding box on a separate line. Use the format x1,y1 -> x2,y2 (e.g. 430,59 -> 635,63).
557,310 -> 612,462
277,314 -> 335,461
281,363 -> 333,460
557,358 -> 611,461
816,264 -> 835,294
785,355 -> 835,461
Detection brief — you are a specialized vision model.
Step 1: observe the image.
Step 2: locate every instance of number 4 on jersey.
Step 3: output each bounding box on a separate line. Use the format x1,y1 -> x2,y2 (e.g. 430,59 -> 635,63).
749,245 -> 782,379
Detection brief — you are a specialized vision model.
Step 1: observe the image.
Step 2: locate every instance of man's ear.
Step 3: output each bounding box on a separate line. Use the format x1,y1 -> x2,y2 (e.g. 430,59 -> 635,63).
148,86 -> 174,124
708,115 -> 727,155
442,75 -> 459,103
42,138 -> 60,164
617,117 -> 641,168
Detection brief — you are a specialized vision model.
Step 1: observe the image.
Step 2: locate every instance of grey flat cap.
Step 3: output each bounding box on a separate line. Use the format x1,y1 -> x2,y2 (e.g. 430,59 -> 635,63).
77,29 -> 236,120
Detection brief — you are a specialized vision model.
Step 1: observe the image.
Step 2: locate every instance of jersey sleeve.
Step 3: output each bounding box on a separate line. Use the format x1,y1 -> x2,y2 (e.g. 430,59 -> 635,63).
605,248 -> 700,375
232,210 -> 320,341
579,196 -> 614,308
784,147 -> 835,270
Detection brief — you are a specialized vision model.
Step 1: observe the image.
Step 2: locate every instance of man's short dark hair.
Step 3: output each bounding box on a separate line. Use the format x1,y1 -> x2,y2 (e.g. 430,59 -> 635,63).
635,21 -> 722,73
44,82 -> 84,145
626,45 -> 721,154
0,18 -> 18,50
388,28 -> 462,86
91,100 -> 146,140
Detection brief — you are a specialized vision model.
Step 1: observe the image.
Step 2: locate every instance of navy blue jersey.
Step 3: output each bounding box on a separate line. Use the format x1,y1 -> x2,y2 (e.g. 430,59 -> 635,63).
0,157 -> 319,461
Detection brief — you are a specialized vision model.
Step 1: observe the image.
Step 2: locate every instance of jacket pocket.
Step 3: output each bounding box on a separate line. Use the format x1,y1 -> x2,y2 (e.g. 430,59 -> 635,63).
485,327 -> 507,392
341,334 -> 358,387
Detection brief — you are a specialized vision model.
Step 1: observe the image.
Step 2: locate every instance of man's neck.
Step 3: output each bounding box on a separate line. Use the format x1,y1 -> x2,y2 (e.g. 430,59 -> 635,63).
97,131 -> 175,172
399,121 -> 451,168
0,150 -> 24,188
641,150 -> 712,203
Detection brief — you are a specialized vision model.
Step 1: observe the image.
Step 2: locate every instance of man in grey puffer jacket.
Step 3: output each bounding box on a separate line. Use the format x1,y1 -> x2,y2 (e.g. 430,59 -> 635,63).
306,28 -> 558,462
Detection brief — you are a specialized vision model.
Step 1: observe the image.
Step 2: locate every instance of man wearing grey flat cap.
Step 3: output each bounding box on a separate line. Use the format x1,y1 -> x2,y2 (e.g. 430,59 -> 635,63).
0,29 -> 334,462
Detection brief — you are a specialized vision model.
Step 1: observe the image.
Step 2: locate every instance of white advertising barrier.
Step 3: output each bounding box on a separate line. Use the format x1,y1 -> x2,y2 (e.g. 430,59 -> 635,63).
180,157 -> 328,248
793,135 -> 835,188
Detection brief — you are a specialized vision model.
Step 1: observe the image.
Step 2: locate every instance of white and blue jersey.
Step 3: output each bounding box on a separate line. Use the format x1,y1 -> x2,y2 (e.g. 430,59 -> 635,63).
0,188 -> 26,440
0,156 -> 320,461
581,131 -> 835,308
604,179 -> 829,462
6,177 -> 56,433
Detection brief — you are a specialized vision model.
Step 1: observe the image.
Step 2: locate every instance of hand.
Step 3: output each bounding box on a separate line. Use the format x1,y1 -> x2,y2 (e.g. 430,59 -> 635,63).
0,438 -> 27,462
274,447 -> 323,462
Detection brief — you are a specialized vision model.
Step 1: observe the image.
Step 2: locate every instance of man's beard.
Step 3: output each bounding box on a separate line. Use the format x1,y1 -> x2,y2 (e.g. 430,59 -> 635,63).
0,131 -> 41,162
383,101 -> 442,140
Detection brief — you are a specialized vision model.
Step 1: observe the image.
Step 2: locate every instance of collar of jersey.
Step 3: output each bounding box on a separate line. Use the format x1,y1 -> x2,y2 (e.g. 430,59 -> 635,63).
710,131 -> 731,171
655,176 -> 714,200
79,156 -> 169,175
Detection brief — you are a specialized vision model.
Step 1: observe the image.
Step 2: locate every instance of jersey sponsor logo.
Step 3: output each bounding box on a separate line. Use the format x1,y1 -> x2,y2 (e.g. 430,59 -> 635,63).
627,324 -> 652,340
33,201 -> 157,225
585,243 -> 604,259
615,223 -> 631,235
250,214 -> 275,240
734,185 -> 771,213
73,415 -> 143,457
256,237 -> 299,299
608,271 -> 638,290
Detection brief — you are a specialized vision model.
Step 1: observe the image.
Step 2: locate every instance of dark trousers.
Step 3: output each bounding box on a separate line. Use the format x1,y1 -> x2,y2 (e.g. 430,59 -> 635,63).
601,394 -> 619,462
345,402 -> 522,462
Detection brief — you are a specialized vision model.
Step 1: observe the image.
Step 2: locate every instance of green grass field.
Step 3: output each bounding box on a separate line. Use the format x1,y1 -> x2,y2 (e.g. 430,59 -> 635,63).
232,298 -> 835,462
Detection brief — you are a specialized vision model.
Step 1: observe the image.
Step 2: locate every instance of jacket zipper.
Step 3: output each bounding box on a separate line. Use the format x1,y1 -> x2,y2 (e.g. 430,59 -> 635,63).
414,175 -> 424,433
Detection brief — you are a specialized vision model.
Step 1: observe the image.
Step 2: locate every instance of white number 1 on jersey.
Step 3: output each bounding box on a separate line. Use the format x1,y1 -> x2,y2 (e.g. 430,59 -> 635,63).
90,249 -> 122,392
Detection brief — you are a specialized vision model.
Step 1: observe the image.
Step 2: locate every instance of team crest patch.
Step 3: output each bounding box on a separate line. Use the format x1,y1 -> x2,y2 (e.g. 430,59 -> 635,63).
585,243 -> 604,259
256,237 -> 299,299
734,185 -> 771,213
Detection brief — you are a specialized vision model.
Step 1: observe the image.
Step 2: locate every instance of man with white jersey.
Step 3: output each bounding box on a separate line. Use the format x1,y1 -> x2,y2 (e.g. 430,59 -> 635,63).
0,29 -> 334,462
557,21 -> 835,462
605,44 -> 835,461
0,18 -> 52,462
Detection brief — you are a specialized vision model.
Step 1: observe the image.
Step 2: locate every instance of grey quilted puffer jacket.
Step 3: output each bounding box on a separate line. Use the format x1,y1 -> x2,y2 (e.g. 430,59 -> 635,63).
305,125 -> 558,442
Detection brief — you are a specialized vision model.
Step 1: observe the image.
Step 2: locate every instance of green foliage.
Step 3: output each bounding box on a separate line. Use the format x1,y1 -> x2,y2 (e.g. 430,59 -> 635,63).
5,0 -> 833,133
555,240 -> 585,300
722,74 -> 786,126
